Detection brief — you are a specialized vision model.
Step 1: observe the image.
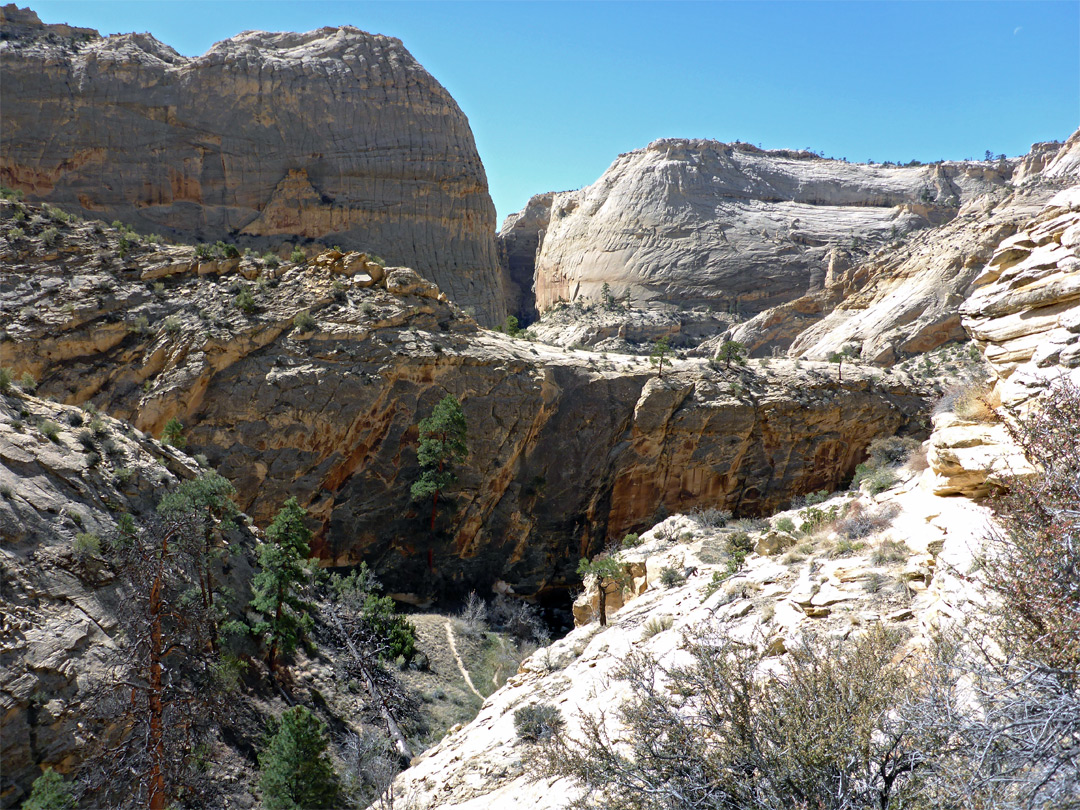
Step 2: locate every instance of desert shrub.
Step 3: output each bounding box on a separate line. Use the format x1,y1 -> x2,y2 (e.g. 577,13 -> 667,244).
162,316 -> 181,334
114,467 -> 135,486
541,624 -> 939,810
905,444 -> 930,471
72,532 -> 101,560
984,379 -> 1080,669
290,247 -> 306,264
641,616 -> 674,639
65,410 -> 84,427
40,226 -> 60,245
867,435 -> 920,466
77,429 -> 96,450
774,516 -> 796,534
799,504 -> 840,536
0,367 -> 14,395
7,226 -> 24,241
89,416 -> 107,437
804,489 -> 830,505
39,420 -> 61,442
831,538 -> 866,557
457,590 -> 488,636
262,252 -> 280,269
490,595 -> 549,646
871,538 -> 911,566
514,702 -> 563,743
658,567 -> 686,588
936,373 -> 999,422
233,286 -> 257,315
691,506 -> 731,528
19,372 -> 36,392
293,311 -> 316,333
620,532 -> 642,549
862,571 -> 891,594
835,502 -> 900,540
852,462 -> 898,494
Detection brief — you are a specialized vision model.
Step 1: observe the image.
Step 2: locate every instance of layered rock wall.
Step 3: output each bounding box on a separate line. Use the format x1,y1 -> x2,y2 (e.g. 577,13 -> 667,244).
522,139 -> 1011,315
0,5 -> 505,324
0,204 -> 928,601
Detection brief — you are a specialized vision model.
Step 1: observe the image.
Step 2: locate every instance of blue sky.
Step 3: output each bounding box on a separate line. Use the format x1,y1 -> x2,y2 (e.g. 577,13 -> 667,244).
29,1 -> 1080,225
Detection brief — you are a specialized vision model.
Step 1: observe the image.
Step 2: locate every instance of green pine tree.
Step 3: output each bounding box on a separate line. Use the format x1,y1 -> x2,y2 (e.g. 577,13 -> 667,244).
410,395 -> 468,533
250,497 -> 318,673
22,769 -> 74,810
577,555 -> 630,627
649,336 -> 671,377
158,471 -> 237,648
717,339 -> 747,369
258,706 -> 340,810
161,417 -> 186,448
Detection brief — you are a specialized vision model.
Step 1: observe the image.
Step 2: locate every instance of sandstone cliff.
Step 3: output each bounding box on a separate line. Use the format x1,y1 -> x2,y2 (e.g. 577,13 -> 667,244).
515,140 -> 1010,316
0,201 -> 929,604
507,135 -> 1078,367
0,4 -> 505,325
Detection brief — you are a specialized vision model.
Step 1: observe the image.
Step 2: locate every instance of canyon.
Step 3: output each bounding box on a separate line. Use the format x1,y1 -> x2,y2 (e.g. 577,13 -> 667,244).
2,4 -> 1078,808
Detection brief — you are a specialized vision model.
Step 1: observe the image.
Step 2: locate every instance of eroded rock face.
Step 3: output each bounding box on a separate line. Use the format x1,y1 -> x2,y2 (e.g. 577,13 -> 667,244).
0,392 -> 265,805
0,4 -> 505,325
391,474 -> 994,809
0,202 -> 929,602
778,137 -> 1078,365
961,183 -> 1080,409
523,139 -> 1012,316
498,192 -> 553,324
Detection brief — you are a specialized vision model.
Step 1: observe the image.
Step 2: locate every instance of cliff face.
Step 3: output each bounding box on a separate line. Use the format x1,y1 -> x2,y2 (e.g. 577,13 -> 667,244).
519,139 -> 1011,315
0,392 -> 266,806
0,202 -> 929,602
0,4 -> 505,325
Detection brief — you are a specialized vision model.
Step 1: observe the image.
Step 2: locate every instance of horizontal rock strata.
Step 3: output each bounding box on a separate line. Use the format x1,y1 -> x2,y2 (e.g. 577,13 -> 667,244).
0,5 -> 504,325
0,202 -> 929,602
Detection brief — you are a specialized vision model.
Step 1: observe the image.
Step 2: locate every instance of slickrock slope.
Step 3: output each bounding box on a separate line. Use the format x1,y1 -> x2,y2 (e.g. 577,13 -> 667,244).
0,202 -> 929,601
391,468 -> 993,809
520,139 -> 1010,316
0,5 -> 505,325
776,136 -> 1079,364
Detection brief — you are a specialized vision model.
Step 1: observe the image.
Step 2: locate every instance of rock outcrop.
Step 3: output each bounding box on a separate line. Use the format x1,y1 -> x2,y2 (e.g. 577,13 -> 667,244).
498,192 -> 554,324
0,201 -> 929,602
961,186 -> 1080,410
776,137 -> 1078,365
391,468 -> 994,808
519,140 -> 1011,316
0,391 -> 265,805
0,4 -> 505,325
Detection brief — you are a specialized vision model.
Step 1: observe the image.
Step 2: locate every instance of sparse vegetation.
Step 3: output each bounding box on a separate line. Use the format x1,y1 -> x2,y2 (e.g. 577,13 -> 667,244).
39,420 -> 61,442
514,702 -> 563,743
233,285 -> 257,315
161,417 -> 185,448
658,566 -> 686,588
293,311 -> 316,333
620,532 -> 642,549
641,616 -> 674,639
